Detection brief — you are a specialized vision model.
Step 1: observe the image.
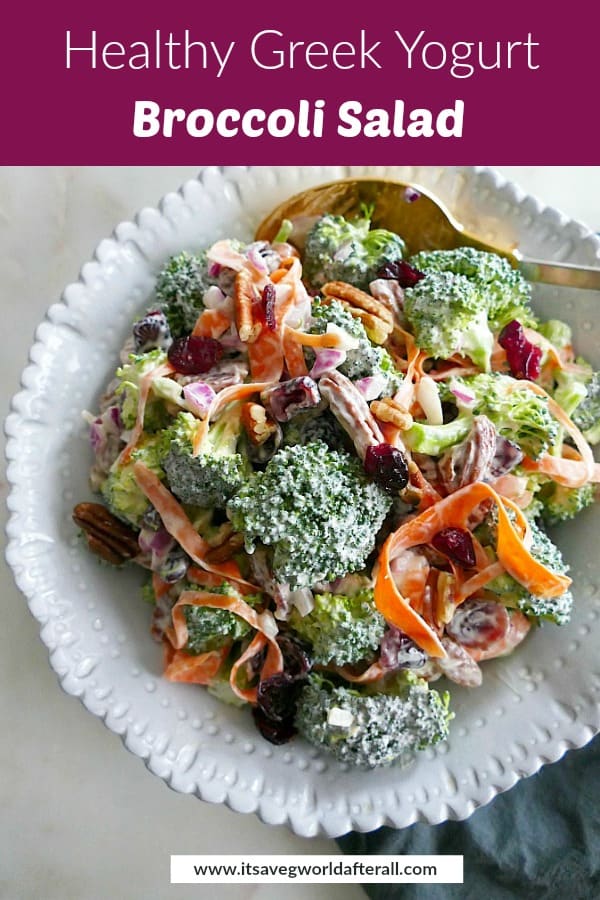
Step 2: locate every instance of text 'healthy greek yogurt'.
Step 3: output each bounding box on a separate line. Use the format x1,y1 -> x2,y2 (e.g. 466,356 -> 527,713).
63,27 -> 540,144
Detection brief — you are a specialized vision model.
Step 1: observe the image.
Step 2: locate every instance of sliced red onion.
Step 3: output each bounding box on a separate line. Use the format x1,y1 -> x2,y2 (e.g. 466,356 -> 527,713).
380,626 -> 427,670
89,405 -> 122,473
89,419 -> 103,453
355,374 -> 388,401
262,376 -> 321,422
309,347 -> 347,379
183,381 -> 217,417
246,245 -> 270,275
208,262 -> 222,278
448,378 -> 477,407
404,187 -> 421,203
138,526 -> 173,556
203,285 -> 228,309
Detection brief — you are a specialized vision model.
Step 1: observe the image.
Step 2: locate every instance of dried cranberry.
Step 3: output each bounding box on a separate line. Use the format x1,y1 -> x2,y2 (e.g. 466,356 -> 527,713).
445,600 -> 510,650
488,435 -> 524,479
364,443 -> 409,492
376,260 -> 426,288
251,283 -> 277,332
431,527 -> 476,568
498,320 -> 542,381
262,284 -> 277,330
256,672 -> 303,723
167,336 -> 223,374
277,633 -> 312,679
263,376 -> 321,422
380,626 -> 427,670
252,706 -> 297,745
133,310 -> 172,352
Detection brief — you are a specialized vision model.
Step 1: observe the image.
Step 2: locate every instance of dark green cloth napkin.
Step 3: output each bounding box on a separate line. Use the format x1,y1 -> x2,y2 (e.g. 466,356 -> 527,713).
337,734 -> 600,900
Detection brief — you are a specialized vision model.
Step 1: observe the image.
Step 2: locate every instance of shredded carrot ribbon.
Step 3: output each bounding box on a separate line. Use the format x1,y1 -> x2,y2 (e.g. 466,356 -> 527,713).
375,481 -> 572,658
118,362 -> 175,464
168,589 -> 283,702
132,462 -> 257,590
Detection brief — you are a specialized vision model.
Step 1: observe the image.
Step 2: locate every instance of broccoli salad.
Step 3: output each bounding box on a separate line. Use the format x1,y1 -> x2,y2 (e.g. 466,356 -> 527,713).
74,201 -> 600,769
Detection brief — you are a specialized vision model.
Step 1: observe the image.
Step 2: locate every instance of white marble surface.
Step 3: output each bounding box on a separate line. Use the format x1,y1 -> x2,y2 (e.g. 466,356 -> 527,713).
2,166 -> 600,900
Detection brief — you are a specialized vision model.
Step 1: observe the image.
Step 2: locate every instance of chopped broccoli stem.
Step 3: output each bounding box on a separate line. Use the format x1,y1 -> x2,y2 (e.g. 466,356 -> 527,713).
403,414 -> 472,456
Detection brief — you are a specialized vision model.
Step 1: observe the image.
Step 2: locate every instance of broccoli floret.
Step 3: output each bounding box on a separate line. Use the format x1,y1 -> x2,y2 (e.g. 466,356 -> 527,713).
295,674 -> 452,768
536,319 -> 573,350
553,367 -> 590,418
410,247 -> 535,331
403,271 -> 494,371
572,372 -> 600,444
403,414 -> 472,456
539,482 -> 595,525
101,431 -> 170,527
458,373 -> 559,459
310,299 -> 403,397
288,586 -> 385,666
485,519 -> 573,624
116,349 -> 173,432
227,441 -> 392,589
179,580 -> 261,654
282,410 -> 349,452
184,606 -> 249,654
155,250 -> 217,336
303,211 -> 406,292
164,408 -> 251,508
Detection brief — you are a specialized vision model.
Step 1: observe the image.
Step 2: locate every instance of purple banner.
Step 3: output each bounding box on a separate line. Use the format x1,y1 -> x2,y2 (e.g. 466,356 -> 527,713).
2,1 -> 596,163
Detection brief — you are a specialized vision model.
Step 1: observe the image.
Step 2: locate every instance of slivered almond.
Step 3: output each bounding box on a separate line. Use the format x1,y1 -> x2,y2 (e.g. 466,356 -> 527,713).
234,270 -> 261,343
370,398 -> 413,431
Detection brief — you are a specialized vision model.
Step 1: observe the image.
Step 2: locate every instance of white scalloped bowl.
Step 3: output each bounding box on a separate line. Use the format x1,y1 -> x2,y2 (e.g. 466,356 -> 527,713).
6,166 -> 600,838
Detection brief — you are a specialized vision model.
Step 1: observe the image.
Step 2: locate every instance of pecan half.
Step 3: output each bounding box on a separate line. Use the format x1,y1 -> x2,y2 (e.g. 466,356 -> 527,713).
204,531 -> 245,564
73,502 -> 139,565
234,270 -> 261,343
319,370 -> 384,461
322,281 -> 393,325
321,280 -> 394,345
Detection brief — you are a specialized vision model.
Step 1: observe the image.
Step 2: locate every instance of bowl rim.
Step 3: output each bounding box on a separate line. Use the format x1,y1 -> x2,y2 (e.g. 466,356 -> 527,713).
5,165 -> 600,838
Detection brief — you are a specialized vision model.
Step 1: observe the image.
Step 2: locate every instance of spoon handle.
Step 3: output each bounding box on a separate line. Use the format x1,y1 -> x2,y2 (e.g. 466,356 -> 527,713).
517,258 -> 600,291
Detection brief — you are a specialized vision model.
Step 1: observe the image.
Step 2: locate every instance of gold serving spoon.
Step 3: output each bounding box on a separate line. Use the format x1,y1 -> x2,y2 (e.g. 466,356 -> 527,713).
256,178 -> 600,290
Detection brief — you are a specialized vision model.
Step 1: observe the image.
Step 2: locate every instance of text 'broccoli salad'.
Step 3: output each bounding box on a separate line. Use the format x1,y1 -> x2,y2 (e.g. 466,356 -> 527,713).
74,199 -> 599,769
